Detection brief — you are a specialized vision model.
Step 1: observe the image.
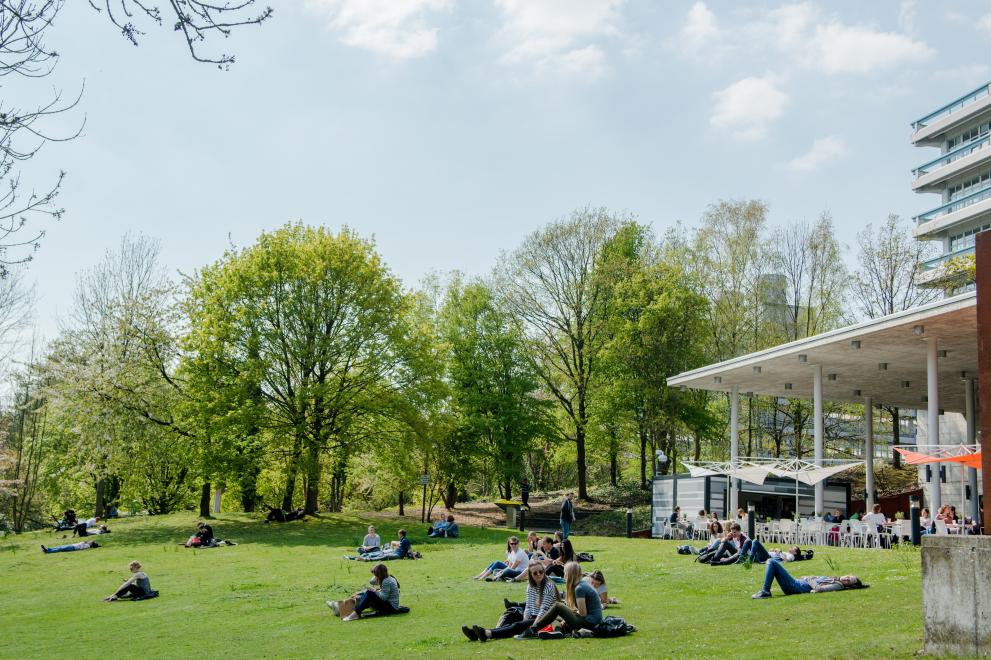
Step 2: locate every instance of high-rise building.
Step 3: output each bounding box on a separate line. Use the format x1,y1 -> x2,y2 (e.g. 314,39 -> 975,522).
912,81 -> 991,291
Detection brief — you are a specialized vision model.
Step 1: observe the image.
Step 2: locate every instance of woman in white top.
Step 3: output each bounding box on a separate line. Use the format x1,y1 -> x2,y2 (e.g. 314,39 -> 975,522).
358,525 -> 382,554
473,536 -> 529,581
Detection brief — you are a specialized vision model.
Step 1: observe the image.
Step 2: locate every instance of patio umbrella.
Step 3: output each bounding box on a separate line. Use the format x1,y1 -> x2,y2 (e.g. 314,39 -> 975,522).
765,459 -> 863,517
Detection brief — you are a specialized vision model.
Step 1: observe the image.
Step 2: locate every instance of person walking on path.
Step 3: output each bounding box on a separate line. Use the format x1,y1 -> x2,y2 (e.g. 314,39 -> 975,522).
520,480 -> 530,510
560,493 -> 576,539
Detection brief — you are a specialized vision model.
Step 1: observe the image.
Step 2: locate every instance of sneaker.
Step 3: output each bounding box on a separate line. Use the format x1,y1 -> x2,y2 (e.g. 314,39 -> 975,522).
461,625 -> 478,642
342,612 -> 360,622
473,625 -> 487,643
538,631 -> 566,640
40,545 -> 48,553
503,598 -> 514,610
752,590 -> 772,599
326,600 -> 340,616
514,628 -> 538,640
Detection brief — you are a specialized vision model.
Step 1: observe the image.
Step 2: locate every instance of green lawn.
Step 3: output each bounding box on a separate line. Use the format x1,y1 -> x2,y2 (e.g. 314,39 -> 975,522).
0,512 -> 924,658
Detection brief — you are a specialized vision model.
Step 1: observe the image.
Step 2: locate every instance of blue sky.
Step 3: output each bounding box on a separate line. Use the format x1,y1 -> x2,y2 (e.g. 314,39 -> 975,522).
17,0 -> 991,341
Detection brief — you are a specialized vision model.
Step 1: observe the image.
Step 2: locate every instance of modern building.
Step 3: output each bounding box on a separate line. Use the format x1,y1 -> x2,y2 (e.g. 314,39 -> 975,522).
912,81 -> 991,291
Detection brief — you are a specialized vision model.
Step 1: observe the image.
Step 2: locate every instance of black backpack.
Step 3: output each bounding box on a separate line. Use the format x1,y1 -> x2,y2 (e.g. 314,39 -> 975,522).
496,606 -> 524,628
576,552 -> 594,562
591,616 -> 636,637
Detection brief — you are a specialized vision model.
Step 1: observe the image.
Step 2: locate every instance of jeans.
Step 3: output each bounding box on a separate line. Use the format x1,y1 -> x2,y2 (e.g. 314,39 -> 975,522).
498,567 -> 524,580
762,559 -> 812,595
739,539 -> 770,563
485,561 -> 508,572
114,584 -> 147,599
529,601 -> 593,632
360,550 -> 400,561
561,519 -> 571,539
354,590 -> 399,616
45,544 -> 84,553
489,618 -> 534,639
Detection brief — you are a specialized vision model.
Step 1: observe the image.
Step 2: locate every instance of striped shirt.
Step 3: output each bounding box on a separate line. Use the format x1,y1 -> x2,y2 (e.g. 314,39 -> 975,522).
523,579 -> 559,620
377,575 -> 401,609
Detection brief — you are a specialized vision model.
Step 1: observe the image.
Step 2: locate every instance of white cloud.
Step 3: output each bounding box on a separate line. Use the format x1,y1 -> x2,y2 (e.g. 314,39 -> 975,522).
898,1 -> 917,34
673,2 -> 725,62
979,13 -> 991,37
787,136 -> 849,172
932,64 -> 991,87
305,0 -> 451,59
494,0 -> 624,79
710,74 -> 790,141
806,22 -> 933,75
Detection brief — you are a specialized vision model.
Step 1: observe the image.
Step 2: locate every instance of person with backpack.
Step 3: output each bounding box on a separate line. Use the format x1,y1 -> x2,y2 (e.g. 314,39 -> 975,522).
514,561 -> 602,639
461,563 -> 559,642
560,493 -> 576,539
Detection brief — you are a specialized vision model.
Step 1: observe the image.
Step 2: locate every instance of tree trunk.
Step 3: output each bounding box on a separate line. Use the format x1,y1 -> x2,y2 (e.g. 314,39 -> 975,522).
398,490 -> 405,516
95,477 -> 106,518
281,431 -> 304,511
610,449 -> 618,487
304,441 -> 320,515
503,480 -> 512,501
199,482 -> 211,518
240,465 -> 261,512
441,483 -> 457,509
639,430 -> 648,489
694,430 -> 702,461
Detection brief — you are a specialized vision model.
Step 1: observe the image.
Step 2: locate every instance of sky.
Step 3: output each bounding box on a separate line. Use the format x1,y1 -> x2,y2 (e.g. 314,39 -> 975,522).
11,0 -> 991,345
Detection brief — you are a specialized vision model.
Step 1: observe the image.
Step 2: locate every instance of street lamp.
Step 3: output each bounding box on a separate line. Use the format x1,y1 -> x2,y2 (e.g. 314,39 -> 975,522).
910,495 -> 921,546
747,502 -> 756,539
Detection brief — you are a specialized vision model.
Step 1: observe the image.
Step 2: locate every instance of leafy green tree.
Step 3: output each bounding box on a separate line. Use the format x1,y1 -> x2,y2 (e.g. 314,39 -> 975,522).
184,224 -> 416,514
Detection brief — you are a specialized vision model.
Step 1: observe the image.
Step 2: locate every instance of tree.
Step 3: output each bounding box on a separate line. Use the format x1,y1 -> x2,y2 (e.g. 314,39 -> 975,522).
440,278 -> 551,500
498,207 -> 620,500
184,224 -> 416,514
852,214 -> 939,467
0,1 -> 272,268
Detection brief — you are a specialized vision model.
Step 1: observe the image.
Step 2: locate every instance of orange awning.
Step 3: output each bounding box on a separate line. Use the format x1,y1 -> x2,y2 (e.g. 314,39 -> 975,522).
894,447 -> 982,469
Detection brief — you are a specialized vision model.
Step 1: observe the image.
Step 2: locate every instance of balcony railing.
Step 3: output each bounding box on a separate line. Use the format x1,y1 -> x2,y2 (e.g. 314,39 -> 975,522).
914,185 -> 991,225
922,245 -> 976,271
913,83 -> 991,130
913,135 -> 991,176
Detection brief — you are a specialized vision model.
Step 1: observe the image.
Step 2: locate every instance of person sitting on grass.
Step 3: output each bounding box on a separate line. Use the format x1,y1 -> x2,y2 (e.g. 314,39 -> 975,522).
546,538 -> 575,579
583,570 -> 619,606
185,522 -> 215,547
42,540 -> 100,554
342,563 -> 401,621
524,531 -> 540,555
359,525 -> 382,553
104,561 -> 154,601
474,536 -> 529,581
73,516 -> 101,537
428,515 -> 459,538
354,529 -> 413,561
462,562 -> 560,642
752,559 -> 868,599
705,523 -> 748,565
515,561 -> 602,639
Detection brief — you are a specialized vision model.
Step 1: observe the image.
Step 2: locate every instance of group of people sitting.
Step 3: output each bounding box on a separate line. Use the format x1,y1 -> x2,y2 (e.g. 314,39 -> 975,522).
689,522 -> 813,565
427,515 -> 459,538
346,527 -> 418,561
473,531 -> 587,584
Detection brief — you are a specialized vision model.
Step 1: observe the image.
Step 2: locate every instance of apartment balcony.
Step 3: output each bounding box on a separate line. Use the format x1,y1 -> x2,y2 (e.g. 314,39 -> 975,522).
912,135 -> 991,192
914,246 -> 976,289
913,185 -> 991,239
911,82 -> 991,147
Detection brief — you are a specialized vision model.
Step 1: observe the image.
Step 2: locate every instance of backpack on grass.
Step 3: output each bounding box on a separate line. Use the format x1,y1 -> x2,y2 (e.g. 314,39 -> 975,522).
590,616 -> 636,637
576,552 -> 594,562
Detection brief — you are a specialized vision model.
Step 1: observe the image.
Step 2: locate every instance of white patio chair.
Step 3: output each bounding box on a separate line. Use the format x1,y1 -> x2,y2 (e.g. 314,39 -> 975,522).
933,519 -> 950,535
778,518 -> 796,545
845,519 -> 866,548
862,523 -> 882,549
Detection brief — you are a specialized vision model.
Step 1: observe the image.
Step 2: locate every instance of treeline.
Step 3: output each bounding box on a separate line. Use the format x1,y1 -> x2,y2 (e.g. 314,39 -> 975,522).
0,204 -> 936,530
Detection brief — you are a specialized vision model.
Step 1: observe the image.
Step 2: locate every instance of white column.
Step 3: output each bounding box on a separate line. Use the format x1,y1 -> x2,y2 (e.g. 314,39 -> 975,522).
927,337 -> 941,513
813,365 -> 824,517
966,378 -> 979,523
730,384 -> 739,516
864,397 -> 875,510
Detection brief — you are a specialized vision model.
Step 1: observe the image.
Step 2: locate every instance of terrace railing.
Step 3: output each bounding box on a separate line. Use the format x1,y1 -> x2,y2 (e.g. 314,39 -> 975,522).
913,135 -> 991,177
914,185 -> 991,225
912,83 -> 991,130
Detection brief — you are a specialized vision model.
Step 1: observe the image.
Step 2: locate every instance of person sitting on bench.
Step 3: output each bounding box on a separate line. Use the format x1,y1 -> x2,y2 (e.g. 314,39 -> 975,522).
104,561 -> 155,601
342,563 -> 402,621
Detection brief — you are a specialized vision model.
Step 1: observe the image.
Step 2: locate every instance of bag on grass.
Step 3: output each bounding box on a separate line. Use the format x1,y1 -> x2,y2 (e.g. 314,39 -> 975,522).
496,606 -> 524,628
333,597 -> 357,619
590,616 -> 635,638
576,552 -> 594,562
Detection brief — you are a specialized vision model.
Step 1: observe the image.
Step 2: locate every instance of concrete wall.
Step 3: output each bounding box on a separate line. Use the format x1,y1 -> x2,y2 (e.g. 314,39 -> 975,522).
921,535 -> 991,656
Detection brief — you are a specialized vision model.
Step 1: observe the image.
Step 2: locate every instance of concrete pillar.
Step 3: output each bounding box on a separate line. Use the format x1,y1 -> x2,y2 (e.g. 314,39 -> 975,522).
813,365 -> 824,517
864,397 -> 875,510
927,337 -> 941,513
730,384 -> 739,516
965,378 -> 980,524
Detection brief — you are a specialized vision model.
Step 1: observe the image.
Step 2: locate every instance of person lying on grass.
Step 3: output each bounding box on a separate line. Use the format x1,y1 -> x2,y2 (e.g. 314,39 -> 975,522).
353,529 -> 413,561
514,561 -> 603,640
736,539 -> 807,564
462,562 -> 559,642
104,561 -> 154,601
752,558 -> 868,599
583,570 -> 619,606
341,563 -> 402,621
473,535 -> 529,581
41,541 -> 100,554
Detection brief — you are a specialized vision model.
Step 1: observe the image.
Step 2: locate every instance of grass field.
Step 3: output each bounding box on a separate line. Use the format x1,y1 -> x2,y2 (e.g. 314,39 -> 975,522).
0,512 -> 925,658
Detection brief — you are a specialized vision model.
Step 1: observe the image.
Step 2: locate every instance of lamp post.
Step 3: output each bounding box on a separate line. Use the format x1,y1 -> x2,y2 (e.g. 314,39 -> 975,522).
910,495 -> 921,546
626,500 -> 633,539
747,502 -> 756,540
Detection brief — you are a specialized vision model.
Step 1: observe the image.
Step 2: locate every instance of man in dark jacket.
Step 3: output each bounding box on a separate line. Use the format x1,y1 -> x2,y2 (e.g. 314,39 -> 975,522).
560,493 -> 576,539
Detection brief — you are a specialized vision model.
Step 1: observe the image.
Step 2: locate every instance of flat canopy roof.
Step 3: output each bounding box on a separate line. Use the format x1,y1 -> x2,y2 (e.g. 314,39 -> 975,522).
668,292 -> 977,413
